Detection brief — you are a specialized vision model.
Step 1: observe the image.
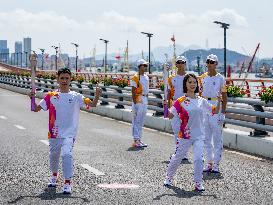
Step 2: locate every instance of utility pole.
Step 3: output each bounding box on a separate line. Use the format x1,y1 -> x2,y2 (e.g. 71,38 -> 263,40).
214,21 -> 230,77
99,38 -> 109,75
51,46 -> 59,70
71,43 -> 79,72
141,32 -> 153,74
39,48 -> 45,70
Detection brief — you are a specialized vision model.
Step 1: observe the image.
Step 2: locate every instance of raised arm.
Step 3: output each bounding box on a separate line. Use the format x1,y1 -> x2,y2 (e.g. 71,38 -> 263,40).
85,86 -> 102,107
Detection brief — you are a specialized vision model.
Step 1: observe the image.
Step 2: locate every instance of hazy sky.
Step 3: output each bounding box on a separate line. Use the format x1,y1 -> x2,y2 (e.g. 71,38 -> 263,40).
0,0 -> 272,59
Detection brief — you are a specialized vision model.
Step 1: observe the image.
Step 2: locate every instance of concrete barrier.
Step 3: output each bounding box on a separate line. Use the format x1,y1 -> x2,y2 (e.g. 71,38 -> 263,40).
1,83 -> 273,159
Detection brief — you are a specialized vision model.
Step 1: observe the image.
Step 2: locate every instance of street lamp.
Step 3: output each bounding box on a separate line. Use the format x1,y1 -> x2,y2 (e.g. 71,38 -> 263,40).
71,43 -> 79,72
214,21 -> 230,77
99,38 -> 109,75
39,48 -> 45,70
141,32 -> 153,74
51,46 -> 59,71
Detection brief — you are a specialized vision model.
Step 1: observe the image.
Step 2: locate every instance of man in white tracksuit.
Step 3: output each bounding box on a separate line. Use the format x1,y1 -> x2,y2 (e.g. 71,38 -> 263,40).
199,54 -> 227,173
130,59 -> 149,148
29,68 -> 101,194
167,56 -> 190,160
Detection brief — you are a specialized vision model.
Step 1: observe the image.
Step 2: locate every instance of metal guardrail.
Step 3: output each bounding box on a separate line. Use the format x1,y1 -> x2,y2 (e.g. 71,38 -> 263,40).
1,74 -> 273,136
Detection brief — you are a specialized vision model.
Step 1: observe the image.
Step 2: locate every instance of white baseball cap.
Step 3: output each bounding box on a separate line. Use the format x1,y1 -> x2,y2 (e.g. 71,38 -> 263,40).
176,56 -> 187,63
206,54 -> 218,62
137,59 -> 149,67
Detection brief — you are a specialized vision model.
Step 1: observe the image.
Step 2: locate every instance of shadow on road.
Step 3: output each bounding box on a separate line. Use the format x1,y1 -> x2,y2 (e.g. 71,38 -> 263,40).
153,185 -> 217,200
162,160 -> 192,165
203,172 -> 224,180
127,147 -> 145,151
8,187 -> 89,204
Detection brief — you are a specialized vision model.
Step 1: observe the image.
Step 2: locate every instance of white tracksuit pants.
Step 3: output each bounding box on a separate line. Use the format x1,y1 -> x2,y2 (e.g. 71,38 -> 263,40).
49,138 -> 74,180
204,113 -> 223,165
166,138 -> 204,183
132,103 -> 147,140
171,116 -> 190,158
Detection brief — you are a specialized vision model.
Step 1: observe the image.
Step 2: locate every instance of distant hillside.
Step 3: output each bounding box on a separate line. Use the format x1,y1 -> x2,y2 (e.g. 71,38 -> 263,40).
182,48 -> 248,65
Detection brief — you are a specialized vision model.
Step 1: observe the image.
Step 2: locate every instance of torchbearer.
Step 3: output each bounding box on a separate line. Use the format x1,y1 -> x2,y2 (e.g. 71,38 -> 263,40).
164,74 -> 222,191
29,68 -> 102,194
130,59 -> 149,148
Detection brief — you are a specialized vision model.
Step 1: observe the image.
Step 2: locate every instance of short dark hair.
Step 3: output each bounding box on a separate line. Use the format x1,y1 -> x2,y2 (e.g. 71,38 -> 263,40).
183,73 -> 199,93
57,68 -> 71,76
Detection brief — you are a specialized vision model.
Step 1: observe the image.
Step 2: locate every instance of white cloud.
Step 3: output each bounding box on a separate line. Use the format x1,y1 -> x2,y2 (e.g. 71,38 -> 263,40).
201,8 -> 248,27
0,8 -> 253,57
157,12 -> 196,27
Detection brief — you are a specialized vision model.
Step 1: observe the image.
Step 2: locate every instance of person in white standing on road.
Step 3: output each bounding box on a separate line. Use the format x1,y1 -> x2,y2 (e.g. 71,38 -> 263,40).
199,54 -> 227,173
29,68 -> 102,194
164,73 -> 222,191
167,56 -> 190,161
130,59 -> 149,148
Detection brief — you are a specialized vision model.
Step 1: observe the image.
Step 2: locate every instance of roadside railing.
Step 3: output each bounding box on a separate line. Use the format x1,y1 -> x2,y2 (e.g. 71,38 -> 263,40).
2,62 -> 273,98
1,73 -> 273,137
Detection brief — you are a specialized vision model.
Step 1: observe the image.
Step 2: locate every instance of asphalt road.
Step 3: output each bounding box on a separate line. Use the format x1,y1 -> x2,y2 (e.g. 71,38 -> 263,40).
0,87 -> 273,205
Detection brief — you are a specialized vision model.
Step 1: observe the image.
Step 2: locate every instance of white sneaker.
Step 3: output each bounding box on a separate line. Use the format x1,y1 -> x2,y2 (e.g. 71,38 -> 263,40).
48,176 -> 57,187
203,163 -> 213,172
212,164 -> 220,173
195,182 -> 205,192
163,178 -> 173,186
63,183 -> 72,194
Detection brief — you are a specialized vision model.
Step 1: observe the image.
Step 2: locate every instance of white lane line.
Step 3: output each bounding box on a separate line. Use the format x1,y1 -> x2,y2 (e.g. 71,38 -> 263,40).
80,164 -> 105,176
0,115 -> 7,120
14,125 -> 26,130
40,140 -> 49,146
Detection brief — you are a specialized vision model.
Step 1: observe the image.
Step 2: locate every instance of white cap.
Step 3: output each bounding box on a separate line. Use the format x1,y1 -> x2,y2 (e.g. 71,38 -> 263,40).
137,59 -> 149,67
206,54 -> 218,62
176,56 -> 187,62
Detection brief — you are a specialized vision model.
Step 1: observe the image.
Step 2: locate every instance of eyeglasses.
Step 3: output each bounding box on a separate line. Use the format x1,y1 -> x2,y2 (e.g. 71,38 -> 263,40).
176,61 -> 186,64
140,64 -> 148,67
206,60 -> 216,64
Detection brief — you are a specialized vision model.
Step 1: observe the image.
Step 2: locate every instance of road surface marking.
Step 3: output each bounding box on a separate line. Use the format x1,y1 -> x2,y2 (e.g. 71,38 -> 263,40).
0,115 -> 7,120
80,164 -> 105,176
97,183 -> 139,189
14,125 -> 26,130
40,140 -> 49,146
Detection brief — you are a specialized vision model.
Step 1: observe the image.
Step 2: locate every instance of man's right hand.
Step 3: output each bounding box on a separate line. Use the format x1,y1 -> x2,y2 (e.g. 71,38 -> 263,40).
28,91 -> 35,99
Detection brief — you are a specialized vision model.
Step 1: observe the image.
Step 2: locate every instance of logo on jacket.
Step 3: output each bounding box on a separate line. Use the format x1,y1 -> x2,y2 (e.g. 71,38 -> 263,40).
184,99 -> 190,106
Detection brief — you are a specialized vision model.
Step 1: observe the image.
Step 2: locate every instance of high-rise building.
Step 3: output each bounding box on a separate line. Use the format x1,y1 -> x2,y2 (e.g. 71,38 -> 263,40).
23,37 -> 31,53
23,37 -> 31,66
15,41 -> 22,53
0,40 -> 9,63
15,41 -> 23,66
0,40 -> 7,49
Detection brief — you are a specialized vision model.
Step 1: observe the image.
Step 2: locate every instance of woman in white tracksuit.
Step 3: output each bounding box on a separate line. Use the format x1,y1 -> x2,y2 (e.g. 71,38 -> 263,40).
163,73 -> 221,191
